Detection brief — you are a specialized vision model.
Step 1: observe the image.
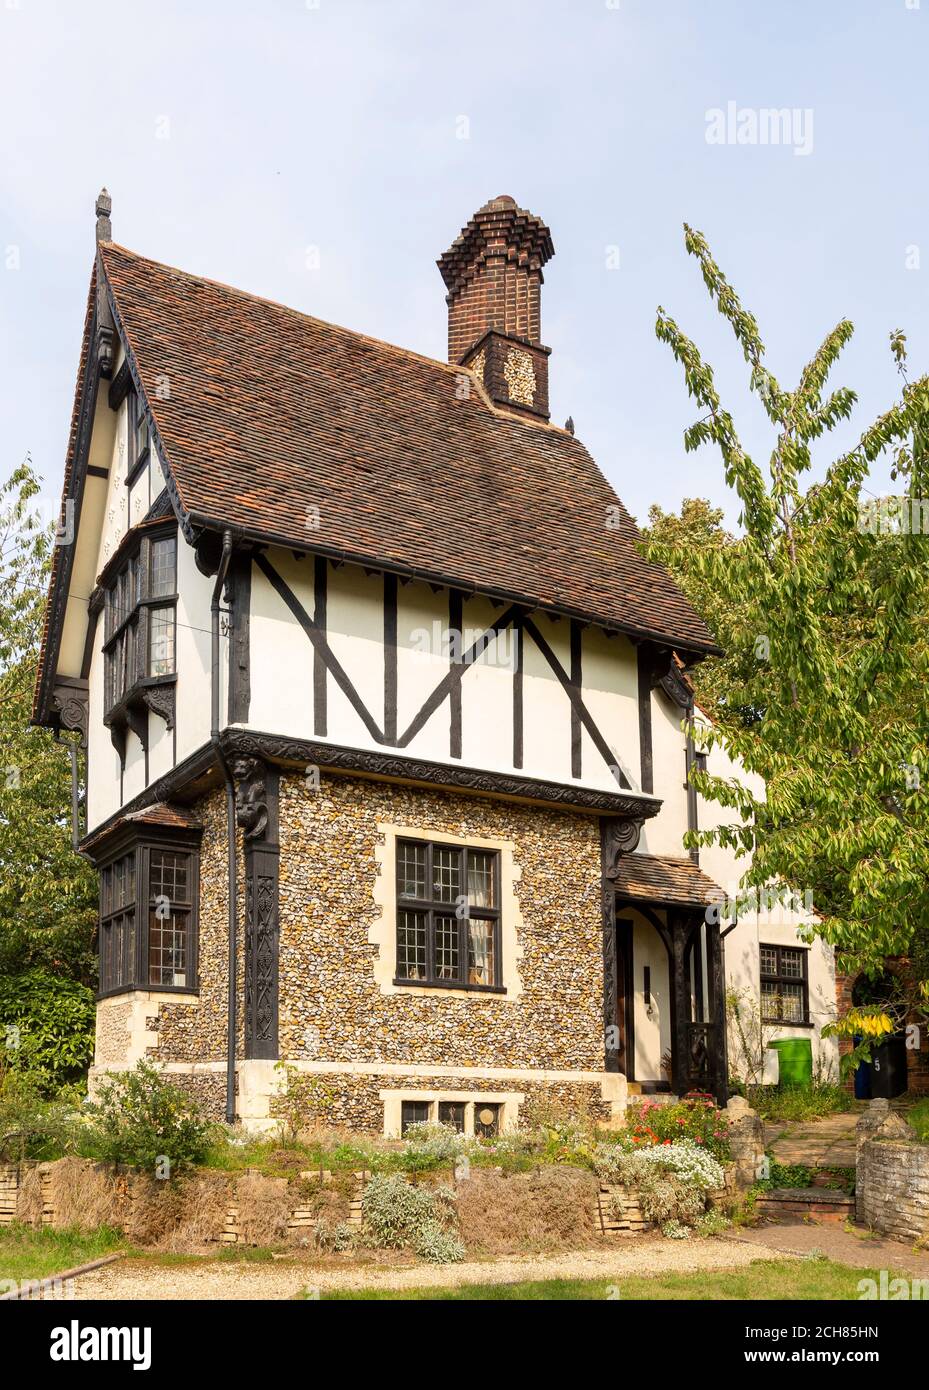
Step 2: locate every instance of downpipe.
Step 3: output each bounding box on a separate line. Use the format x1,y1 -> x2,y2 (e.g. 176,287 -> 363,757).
211,530 -> 238,1126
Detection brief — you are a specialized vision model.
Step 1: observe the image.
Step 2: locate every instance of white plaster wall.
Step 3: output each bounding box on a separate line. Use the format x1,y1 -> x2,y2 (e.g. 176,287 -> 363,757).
626,909 -> 671,1080
396,582 -> 454,761
697,712 -> 838,1081
246,550 -> 648,796
86,638 -> 119,830
640,689 -> 689,857
248,552 -> 315,738
174,535 -> 215,765
94,395 -> 131,575
580,628 -> 641,792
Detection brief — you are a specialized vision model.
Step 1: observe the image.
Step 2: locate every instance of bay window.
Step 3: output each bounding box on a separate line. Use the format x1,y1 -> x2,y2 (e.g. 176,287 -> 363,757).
98,828 -> 200,998
102,525 -> 177,746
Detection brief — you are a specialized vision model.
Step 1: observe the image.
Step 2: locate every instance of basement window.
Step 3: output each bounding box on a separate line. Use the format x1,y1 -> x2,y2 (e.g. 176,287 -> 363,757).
394,838 -> 503,992
391,1096 -> 511,1138
438,1101 -> 466,1133
400,1100 -> 431,1134
98,831 -> 200,999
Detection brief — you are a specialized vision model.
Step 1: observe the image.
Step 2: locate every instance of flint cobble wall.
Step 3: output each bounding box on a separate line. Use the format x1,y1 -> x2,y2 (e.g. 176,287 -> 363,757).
276,773 -> 603,1071
134,774 -> 607,1128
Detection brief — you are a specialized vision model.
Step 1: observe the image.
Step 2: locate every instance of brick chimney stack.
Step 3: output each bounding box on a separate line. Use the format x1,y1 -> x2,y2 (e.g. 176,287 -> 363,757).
438,195 -> 555,421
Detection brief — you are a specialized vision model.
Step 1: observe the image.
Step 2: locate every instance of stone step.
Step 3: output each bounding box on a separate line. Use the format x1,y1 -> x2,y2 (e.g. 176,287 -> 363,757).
755,1188 -> 855,1224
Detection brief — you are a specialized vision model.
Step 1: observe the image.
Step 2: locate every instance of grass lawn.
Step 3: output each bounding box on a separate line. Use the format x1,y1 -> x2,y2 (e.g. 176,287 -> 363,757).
0,1223 -> 125,1284
908,1097 -> 929,1141
316,1259 -> 898,1301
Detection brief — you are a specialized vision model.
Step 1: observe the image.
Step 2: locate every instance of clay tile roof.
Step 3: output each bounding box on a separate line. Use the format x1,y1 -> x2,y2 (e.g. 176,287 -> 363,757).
123,802 -> 202,831
613,854 -> 724,908
81,801 -> 202,856
95,241 -> 719,654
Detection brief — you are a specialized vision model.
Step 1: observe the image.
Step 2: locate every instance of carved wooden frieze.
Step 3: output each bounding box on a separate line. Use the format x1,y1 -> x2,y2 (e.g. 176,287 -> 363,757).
245,864 -> 279,1059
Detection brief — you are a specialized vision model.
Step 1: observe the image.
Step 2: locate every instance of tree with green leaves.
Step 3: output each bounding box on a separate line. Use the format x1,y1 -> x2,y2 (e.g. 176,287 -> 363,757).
0,462 -> 96,1089
648,226 -> 929,1031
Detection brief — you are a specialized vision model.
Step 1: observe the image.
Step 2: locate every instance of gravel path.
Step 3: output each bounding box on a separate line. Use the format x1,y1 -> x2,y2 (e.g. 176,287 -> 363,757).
731,1221 -> 929,1279
70,1237 -> 792,1301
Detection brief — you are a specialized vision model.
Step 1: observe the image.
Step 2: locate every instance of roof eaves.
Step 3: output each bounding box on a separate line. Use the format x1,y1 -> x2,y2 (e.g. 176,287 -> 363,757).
186,508 -> 724,659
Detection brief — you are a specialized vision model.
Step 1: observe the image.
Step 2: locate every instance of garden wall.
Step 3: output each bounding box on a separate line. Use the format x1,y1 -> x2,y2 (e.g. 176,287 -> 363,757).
856,1100 -> 929,1245
0,1160 -> 364,1247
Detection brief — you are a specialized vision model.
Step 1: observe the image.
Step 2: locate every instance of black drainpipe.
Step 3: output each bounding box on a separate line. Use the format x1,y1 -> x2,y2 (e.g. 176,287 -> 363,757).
62,733 -> 91,860
685,698 -> 699,864
211,530 -> 238,1126
69,739 -> 82,852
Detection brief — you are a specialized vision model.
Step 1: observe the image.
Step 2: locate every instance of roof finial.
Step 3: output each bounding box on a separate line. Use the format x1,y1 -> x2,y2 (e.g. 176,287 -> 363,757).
95,187 -> 112,244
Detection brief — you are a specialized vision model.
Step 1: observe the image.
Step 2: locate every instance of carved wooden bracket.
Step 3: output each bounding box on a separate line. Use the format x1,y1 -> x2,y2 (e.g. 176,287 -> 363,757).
143,684 -> 175,730
601,816 -> 644,877
52,680 -> 89,749
650,649 -> 692,709
231,755 -> 269,841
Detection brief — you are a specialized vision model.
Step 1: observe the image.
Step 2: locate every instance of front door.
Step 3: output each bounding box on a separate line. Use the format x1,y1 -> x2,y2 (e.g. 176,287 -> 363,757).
614,917 -> 634,1079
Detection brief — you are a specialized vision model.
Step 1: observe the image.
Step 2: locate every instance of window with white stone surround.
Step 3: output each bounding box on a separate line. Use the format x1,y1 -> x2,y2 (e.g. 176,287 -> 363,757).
394,837 -> 503,992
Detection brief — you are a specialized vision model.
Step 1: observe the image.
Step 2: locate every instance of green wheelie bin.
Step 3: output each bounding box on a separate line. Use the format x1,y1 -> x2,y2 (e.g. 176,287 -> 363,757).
768,1037 -> 813,1088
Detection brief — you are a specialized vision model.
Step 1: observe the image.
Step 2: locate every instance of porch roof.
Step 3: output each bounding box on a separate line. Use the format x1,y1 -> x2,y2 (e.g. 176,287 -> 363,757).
612,853 -> 724,909
82,801 -> 203,861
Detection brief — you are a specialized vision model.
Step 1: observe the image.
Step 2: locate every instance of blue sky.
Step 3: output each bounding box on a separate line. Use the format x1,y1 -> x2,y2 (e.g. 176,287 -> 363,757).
1,0 -> 926,531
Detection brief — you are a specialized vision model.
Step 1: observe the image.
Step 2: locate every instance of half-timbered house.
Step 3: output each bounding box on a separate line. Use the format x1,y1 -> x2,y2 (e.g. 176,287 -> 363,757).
34,192 -> 837,1133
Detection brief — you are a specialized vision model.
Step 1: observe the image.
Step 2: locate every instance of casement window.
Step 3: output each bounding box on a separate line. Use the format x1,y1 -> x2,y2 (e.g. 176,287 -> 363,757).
400,1100 -> 431,1134
397,1098 -> 505,1137
394,837 -> 502,992
126,390 -> 151,487
98,834 -> 199,998
760,944 -> 810,1024
474,1103 -> 502,1139
438,1101 -> 466,1133
102,527 -> 177,724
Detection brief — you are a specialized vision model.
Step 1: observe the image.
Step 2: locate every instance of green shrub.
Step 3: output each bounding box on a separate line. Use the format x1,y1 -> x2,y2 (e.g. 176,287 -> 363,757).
754,1159 -> 813,1190
397,1122 -> 468,1170
413,1220 -> 466,1264
315,1218 -> 356,1253
600,1139 -> 724,1229
0,970 -> 95,1094
747,1083 -> 848,1123
661,1219 -> 691,1239
361,1174 -> 461,1260
694,1208 -> 732,1237
908,1098 -> 929,1142
83,1062 -> 216,1175
0,1071 -> 82,1162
